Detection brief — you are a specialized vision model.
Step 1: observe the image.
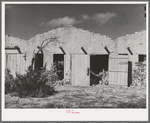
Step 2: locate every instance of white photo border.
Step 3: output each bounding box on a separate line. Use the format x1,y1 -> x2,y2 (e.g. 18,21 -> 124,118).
1,1 -> 149,121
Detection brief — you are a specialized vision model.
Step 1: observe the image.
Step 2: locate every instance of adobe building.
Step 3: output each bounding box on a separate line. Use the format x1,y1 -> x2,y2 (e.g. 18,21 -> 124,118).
5,26 -> 146,87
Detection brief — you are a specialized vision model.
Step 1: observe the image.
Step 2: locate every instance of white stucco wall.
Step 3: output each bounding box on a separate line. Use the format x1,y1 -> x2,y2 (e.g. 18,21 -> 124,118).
5,27 -> 146,81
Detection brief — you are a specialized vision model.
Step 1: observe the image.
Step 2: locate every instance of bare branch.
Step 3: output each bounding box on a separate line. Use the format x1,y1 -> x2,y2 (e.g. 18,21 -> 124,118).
40,34 -> 48,47
41,37 -> 57,49
31,36 -> 57,67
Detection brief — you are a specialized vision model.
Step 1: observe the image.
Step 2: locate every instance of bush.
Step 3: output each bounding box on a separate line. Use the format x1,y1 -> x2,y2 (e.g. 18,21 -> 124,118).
99,70 -> 109,85
5,69 -> 14,94
132,60 -> 146,87
55,62 -> 64,80
90,74 -> 99,86
13,64 -> 59,97
90,69 -> 109,86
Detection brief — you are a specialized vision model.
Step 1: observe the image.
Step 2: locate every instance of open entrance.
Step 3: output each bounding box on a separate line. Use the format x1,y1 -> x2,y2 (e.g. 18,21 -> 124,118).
53,54 -> 64,80
90,55 -> 109,86
34,50 -> 43,70
139,54 -> 146,62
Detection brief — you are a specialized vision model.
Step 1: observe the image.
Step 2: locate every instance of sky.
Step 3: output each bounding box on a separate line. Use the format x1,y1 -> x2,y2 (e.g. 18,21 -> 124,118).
5,3 -> 146,40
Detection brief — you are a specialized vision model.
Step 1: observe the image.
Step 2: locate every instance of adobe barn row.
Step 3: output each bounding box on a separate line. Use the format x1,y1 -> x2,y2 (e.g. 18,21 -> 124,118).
5,26 -> 146,87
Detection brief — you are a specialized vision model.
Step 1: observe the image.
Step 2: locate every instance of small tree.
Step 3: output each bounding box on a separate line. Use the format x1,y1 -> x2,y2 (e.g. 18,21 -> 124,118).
31,35 -> 57,68
10,35 -> 60,97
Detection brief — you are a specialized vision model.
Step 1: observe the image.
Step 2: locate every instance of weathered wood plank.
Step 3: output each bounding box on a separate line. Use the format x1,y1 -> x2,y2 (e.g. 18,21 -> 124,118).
16,54 -> 19,74
12,54 -> 15,77
20,54 -> 23,75
71,55 -> 75,85
14,54 -> 17,77
22,54 -> 25,74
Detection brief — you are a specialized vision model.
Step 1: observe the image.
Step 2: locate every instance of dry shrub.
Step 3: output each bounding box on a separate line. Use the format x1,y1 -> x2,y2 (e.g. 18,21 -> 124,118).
99,70 -> 109,85
5,68 -> 14,94
90,69 -> 109,86
90,74 -> 99,85
13,64 -> 58,97
132,61 -> 146,87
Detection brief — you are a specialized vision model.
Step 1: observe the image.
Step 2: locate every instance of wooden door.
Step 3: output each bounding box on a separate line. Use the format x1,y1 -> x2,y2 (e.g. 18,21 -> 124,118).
109,54 -> 129,86
71,54 -> 90,86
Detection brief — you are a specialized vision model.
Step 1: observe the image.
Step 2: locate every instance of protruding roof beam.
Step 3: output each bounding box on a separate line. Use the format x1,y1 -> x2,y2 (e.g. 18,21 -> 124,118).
104,46 -> 110,54
81,47 -> 87,54
127,47 -> 133,55
59,46 -> 66,55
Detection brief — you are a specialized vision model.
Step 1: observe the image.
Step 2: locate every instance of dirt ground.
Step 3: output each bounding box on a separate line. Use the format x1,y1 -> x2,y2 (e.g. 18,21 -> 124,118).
5,84 -> 146,108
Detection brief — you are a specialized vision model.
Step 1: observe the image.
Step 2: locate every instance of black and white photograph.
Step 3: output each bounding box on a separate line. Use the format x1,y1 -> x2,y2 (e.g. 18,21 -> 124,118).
2,1 -> 148,121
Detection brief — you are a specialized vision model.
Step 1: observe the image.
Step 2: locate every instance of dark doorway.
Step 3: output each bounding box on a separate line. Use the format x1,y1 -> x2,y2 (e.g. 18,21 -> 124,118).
90,55 -> 109,85
53,54 -> 64,80
34,50 -> 43,70
139,54 -> 146,62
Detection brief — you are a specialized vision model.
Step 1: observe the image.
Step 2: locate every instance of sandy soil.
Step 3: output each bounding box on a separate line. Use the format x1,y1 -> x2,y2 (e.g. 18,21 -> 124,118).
5,84 -> 146,108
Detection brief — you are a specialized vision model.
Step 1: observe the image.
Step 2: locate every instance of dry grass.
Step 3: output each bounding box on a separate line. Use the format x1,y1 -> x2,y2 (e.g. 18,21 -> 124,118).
5,84 -> 146,108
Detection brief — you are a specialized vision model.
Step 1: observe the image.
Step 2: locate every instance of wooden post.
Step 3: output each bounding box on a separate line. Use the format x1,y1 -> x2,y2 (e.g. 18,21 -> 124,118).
104,46 -> 110,54
59,47 -> 66,55
127,47 -> 133,55
81,47 -> 87,54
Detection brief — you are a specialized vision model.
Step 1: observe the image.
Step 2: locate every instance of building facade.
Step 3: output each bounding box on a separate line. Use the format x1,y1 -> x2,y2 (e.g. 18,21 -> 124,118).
5,26 -> 146,86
